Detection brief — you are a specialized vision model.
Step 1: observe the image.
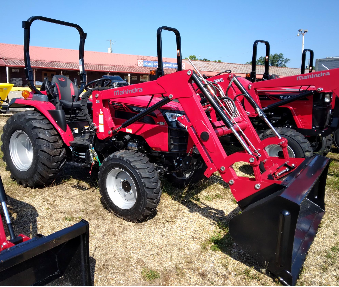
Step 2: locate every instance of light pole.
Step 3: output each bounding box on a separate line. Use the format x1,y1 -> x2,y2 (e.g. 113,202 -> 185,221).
297,29 -> 308,53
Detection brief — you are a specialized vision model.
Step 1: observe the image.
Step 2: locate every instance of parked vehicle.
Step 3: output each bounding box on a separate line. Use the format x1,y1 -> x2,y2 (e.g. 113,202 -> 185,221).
3,17 -> 330,285
244,41 -> 337,156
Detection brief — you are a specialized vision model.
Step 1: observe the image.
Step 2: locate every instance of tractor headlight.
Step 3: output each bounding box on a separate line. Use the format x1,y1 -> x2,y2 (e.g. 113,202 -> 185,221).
164,112 -> 186,128
324,93 -> 332,103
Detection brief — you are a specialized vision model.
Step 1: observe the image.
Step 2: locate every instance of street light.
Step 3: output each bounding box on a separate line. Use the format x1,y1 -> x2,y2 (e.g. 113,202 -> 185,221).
297,29 -> 308,53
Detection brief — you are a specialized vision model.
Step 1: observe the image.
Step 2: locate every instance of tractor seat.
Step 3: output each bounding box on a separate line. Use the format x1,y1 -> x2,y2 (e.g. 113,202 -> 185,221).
51,75 -> 82,110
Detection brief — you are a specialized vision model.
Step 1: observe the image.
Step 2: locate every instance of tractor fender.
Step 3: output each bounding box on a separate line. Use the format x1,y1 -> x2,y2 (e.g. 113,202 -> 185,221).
9,98 -> 74,146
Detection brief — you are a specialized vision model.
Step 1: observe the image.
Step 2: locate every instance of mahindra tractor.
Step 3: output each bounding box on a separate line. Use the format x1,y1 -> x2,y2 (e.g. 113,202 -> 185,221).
1,16 -> 331,285
0,19 -> 92,285
242,41 -> 337,158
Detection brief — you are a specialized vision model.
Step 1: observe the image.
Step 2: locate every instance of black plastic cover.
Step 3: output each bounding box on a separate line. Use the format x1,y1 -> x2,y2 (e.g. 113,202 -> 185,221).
230,155 -> 330,285
0,220 -> 91,286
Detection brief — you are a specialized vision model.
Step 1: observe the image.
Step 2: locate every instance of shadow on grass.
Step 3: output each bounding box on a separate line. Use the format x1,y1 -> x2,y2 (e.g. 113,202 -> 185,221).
161,176 -> 273,281
6,195 -> 38,238
3,195 -> 96,286
54,163 -> 99,189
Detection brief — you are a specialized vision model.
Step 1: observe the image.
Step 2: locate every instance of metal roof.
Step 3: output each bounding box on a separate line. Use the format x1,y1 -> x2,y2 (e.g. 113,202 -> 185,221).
0,43 -> 301,77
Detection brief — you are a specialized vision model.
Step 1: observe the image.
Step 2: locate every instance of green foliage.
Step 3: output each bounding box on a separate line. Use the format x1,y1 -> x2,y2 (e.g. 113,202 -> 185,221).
201,221 -> 233,252
326,160 -> 339,191
64,216 -> 74,221
246,53 -> 290,67
321,242 -> 339,272
185,55 -> 221,62
187,55 -> 198,60
141,268 -> 160,281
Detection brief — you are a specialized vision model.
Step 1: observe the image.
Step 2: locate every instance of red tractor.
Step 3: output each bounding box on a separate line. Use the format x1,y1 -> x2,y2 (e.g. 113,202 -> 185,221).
2,16 -> 330,285
244,41 -> 337,157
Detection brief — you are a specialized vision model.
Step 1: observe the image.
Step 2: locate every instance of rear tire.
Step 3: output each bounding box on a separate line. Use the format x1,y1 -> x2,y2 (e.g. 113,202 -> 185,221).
259,127 -> 313,158
1,111 -> 66,187
311,134 -> 333,156
98,150 -> 161,222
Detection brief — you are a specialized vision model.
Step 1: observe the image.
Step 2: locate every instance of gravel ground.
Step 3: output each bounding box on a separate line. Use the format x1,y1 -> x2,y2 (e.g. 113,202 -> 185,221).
0,115 -> 338,286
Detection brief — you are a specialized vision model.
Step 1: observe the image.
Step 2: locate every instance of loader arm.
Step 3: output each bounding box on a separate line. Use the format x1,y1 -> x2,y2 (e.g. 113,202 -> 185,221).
94,70 -> 304,202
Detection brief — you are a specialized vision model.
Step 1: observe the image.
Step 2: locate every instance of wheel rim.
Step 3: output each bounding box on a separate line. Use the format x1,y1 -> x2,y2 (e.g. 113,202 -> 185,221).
9,130 -> 33,171
264,144 -> 296,158
106,168 -> 137,209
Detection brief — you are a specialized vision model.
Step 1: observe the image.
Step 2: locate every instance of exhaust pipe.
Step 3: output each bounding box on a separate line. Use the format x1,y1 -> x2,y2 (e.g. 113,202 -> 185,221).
230,155 -> 330,285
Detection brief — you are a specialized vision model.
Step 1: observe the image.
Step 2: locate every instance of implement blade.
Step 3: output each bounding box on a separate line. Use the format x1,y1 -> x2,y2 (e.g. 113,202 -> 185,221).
0,220 -> 91,286
230,155 -> 330,285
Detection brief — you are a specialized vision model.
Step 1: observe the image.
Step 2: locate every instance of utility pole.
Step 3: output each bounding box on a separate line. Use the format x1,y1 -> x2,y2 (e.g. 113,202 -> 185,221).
107,40 -> 115,53
297,29 -> 308,53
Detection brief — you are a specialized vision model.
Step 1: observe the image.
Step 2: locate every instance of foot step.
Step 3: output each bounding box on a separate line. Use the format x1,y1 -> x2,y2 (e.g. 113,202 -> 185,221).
70,134 -> 92,147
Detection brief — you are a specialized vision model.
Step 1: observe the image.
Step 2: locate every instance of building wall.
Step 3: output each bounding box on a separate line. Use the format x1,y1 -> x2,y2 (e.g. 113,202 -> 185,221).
0,65 -> 157,87
0,67 -> 27,86
0,67 -> 6,83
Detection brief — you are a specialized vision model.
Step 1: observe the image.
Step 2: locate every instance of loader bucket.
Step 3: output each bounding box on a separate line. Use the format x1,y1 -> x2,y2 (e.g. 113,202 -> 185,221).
230,155 -> 330,285
0,220 -> 91,286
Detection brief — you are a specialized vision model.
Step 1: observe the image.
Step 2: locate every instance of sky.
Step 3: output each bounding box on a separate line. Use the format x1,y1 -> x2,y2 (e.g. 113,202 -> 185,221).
0,0 -> 338,69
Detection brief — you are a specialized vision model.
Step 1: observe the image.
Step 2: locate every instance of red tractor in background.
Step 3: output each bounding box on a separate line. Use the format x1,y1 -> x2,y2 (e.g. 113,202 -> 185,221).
244,41 -> 337,158
2,16 -> 331,285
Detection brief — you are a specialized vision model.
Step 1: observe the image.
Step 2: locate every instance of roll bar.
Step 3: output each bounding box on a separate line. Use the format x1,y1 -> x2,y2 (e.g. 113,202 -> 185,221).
22,16 -> 87,94
301,49 -> 314,74
156,26 -> 182,78
250,40 -> 270,82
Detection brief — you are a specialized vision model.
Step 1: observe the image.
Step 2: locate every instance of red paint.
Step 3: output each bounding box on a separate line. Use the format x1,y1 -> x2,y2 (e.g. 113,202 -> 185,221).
92,70 -> 309,201
70,82 -> 75,96
12,99 -> 74,146
55,83 -> 62,100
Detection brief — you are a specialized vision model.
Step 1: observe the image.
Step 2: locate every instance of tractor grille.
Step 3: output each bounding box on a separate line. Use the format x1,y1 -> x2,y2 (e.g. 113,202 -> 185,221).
312,102 -> 331,129
168,127 -> 188,152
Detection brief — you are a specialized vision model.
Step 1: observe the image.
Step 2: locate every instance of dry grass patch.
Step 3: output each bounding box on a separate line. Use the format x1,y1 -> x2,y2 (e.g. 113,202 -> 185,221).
0,115 -> 338,285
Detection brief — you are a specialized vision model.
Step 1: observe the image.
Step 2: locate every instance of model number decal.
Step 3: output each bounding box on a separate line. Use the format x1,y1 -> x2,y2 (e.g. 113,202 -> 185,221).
213,78 -> 224,83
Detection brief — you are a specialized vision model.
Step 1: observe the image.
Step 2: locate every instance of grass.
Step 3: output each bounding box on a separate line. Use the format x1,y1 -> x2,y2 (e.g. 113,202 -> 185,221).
63,216 -> 82,222
141,268 -> 160,281
1,113 -> 339,285
327,160 -> 339,191
201,221 -> 233,253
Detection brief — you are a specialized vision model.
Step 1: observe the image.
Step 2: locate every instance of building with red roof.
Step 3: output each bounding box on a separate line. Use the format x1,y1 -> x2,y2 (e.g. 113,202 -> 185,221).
0,43 -> 301,87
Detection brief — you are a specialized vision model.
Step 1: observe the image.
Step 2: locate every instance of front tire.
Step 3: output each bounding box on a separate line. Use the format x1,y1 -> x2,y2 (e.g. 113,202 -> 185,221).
260,127 -> 313,158
1,111 -> 66,187
98,150 -> 161,222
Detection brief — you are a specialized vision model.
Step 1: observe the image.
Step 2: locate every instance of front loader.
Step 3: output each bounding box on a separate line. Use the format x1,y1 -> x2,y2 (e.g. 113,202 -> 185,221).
2,17 -> 330,285
244,40 -> 337,156
0,175 -> 91,285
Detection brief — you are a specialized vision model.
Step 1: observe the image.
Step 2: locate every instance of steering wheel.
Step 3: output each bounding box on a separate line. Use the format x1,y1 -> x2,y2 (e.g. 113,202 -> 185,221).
84,78 -> 112,91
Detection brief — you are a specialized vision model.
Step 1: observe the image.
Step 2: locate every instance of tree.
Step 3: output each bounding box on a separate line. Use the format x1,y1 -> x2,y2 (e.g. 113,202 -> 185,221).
184,55 -> 222,62
246,53 -> 290,67
187,55 -> 198,60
